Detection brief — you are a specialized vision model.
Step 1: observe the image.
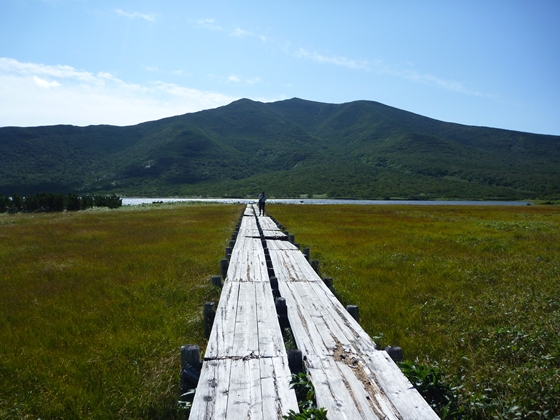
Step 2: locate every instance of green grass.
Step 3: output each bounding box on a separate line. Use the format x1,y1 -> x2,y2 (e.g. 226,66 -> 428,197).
0,203 -> 242,419
269,204 -> 560,419
3,202 -> 559,418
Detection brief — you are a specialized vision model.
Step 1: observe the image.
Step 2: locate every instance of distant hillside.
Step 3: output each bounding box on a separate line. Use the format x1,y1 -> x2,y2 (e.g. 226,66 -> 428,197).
1,98 -> 559,199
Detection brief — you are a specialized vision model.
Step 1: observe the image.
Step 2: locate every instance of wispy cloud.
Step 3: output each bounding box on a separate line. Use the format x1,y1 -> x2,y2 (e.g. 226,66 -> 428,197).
33,76 -> 60,88
197,18 -> 222,31
0,58 -> 236,127
115,9 -> 156,22
227,74 -> 261,84
373,60 -> 493,97
295,48 -> 369,70
230,27 -> 268,42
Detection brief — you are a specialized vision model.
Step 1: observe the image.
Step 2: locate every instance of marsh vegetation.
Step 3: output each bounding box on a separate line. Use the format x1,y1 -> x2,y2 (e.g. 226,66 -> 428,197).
1,203 -> 559,418
0,204 -> 241,419
270,204 -> 560,419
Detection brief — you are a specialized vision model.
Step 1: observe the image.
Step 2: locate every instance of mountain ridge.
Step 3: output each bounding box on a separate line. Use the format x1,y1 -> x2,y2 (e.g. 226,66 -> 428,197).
1,98 -> 558,199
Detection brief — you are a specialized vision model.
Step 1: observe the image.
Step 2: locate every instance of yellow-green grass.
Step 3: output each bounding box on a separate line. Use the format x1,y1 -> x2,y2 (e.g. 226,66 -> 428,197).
269,204 -> 560,418
0,204 -> 242,419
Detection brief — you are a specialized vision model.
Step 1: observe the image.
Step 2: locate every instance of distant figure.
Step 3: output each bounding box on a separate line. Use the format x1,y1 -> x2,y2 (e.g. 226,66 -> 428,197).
258,191 -> 267,216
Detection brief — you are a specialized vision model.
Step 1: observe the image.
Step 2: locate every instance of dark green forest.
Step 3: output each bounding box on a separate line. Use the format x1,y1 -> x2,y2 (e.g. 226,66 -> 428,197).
0,193 -> 122,213
1,98 -> 559,199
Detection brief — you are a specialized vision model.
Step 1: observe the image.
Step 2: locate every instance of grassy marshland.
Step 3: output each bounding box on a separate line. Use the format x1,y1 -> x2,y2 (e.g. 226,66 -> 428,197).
2,203 -> 559,419
270,204 -> 560,419
0,204 -> 242,419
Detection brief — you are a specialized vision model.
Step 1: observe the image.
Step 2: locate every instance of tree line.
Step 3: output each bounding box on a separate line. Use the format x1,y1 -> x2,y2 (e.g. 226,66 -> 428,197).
0,193 -> 122,213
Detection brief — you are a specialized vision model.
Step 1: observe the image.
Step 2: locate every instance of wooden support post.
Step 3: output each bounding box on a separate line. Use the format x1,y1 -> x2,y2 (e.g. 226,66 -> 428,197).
276,297 -> 289,329
303,247 -> 310,261
180,344 -> 201,391
229,240 -> 235,248
311,259 -> 320,274
225,247 -> 232,258
385,346 -> 404,362
203,302 -> 216,338
288,349 -> 303,373
220,258 -> 229,278
270,276 -> 278,292
270,276 -> 280,298
211,275 -> 222,288
289,234 -> 295,244
323,277 -> 333,289
346,305 -> 360,323
181,344 -> 201,370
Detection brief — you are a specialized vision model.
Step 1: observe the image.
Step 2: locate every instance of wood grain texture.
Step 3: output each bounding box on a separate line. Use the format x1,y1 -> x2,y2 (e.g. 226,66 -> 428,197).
191,207 -> 298,419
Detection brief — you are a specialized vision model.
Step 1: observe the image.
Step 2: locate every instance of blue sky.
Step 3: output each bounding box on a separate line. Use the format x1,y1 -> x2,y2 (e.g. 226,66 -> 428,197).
1,0 -> 559,135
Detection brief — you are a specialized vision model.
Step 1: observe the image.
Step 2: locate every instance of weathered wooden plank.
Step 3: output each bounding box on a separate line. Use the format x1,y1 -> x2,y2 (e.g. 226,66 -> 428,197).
336,362 -> 394,420
267,245 -> 322,282
269,235 -> 439,419
263,230 -> 289,239
232,282 -> 259,356
255,281 -> 285,357
228,237 -> 269,282
190,358 -> 232,420
276,281 -> 331,356
226,358 -> 260,419
305,354 -> 368,420
205,280 -> 239,359
266,239 -> 300,251
261,356 -> 300,418
361,351 -> 439,419
258,217 -> 279,230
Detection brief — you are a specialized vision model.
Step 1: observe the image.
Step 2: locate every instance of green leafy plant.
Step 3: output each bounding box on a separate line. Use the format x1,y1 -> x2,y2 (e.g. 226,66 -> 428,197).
283,407 -> 328,420
398,360 -> 458,417
288,372 -> 316,411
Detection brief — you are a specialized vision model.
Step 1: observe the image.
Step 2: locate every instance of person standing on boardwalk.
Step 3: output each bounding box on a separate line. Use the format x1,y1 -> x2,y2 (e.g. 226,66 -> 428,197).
258,191 -> 267,216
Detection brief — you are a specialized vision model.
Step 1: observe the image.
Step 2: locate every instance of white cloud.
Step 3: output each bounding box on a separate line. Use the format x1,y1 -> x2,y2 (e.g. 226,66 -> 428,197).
373,60 -> 493,97
115,9 -> 156,22
33,76 -> 60,88
295,48 -> 369,70
0,58 -> 237,127
230,27 -> 268,42
197,18 -> 222,31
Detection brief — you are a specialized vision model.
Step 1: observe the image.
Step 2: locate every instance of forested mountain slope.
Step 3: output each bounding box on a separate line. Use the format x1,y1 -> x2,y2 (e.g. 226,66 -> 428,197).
1,98 -> 558,199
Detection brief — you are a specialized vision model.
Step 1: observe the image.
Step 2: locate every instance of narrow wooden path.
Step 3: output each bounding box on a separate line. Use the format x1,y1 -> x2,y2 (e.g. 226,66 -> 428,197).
190,205 -> 438,419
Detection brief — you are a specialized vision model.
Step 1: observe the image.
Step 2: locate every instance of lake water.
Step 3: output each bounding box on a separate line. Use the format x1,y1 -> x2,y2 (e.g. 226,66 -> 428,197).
123,198 -> 533,206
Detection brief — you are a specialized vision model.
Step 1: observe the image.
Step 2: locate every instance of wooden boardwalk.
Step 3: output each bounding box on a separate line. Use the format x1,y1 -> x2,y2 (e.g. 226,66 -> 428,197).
190,207 -> 298,419
190,205 -> 438,419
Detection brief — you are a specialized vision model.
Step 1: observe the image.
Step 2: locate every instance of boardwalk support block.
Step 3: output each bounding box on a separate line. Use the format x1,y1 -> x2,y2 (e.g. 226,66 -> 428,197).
323,277 -> 333,289
220,259 -> 229,278
311,259 -> 320,274
385,346 -> 404,362
288,349 -> 303,374
270,277 -> 280,298
303,247 -> 310,261
203,302 -> 216,338
180,344 -> 201,390
276,297 -> 289,329
211,275 -> 222,288
346,305 -> 360,323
